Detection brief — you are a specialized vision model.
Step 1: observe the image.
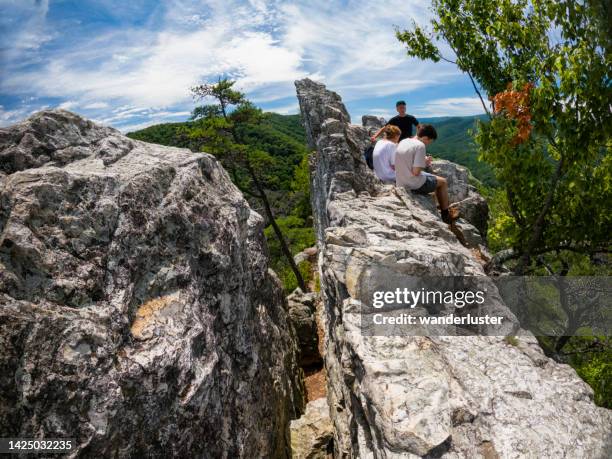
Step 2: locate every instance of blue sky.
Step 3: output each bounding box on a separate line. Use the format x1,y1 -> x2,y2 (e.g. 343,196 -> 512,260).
0,0 -> 486,132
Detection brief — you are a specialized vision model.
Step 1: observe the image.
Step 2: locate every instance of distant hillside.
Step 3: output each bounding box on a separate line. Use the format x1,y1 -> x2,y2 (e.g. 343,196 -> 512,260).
419,114 -> 496,186
127,113 -> 308,192
128,113 -> 496,187
127,121 -> 192,148
127,113 -> 305,150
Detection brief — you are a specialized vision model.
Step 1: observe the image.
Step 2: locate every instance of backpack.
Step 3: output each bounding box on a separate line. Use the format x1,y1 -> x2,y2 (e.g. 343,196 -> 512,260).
364,144 -> 375,169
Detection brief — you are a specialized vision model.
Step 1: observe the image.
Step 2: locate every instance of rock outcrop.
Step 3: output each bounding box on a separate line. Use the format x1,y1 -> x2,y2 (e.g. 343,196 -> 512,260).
361,116 -> 385,137
295,79 -> 612,458
0,110 -> 303,457
360,113 -> 489,240
431,160 -> 489,237
288,288 -> 322,367
290,398 -> 334,459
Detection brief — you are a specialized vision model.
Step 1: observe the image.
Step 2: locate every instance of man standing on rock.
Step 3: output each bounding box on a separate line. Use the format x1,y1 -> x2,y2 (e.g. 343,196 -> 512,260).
395,124 -> 454,224
371,100 -> 419,142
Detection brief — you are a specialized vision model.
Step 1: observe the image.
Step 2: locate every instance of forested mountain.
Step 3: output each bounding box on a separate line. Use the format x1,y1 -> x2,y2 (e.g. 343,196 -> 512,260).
420,114 -> 495,186
128,113 -> 495,185
127,113 -> 308,191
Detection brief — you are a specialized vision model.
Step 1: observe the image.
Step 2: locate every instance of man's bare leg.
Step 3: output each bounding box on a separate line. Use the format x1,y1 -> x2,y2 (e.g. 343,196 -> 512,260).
434,176 -> 449,210
433,175 -> 455,223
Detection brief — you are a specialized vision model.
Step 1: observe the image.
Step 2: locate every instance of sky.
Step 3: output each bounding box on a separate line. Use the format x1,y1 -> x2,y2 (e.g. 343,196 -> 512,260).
0,0 -> 486,132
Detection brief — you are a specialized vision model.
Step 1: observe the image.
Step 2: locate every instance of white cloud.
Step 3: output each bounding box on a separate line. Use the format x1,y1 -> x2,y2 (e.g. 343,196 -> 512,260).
0,104 -> 49,127
83,101 -> 110,110
0,106 -> 29,126
1,0 -> 55,54
99,107 -> 192,128
57,100 -> 79,110
1,0 -> 471,129
0,2 -> 306,108
358,108 -> 396,121
115,120 -> 162,133
116,111 -> 193,133
269,102 -> 299,115
413,97 -> 487,117
277,0 -> 459,102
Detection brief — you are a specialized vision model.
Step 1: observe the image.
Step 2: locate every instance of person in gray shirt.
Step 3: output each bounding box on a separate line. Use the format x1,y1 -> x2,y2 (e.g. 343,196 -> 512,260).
395,124 -> 454,224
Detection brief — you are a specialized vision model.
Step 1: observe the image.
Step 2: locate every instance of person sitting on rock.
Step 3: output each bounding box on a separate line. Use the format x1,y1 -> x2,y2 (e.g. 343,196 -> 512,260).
370,100 -> 419,142
395,124 -> 455,224
372,125 -> 401,184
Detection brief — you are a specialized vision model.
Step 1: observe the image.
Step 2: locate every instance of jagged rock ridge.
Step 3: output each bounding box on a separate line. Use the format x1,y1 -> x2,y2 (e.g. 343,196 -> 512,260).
0,110 -> 303,458
295,79 -> 612,458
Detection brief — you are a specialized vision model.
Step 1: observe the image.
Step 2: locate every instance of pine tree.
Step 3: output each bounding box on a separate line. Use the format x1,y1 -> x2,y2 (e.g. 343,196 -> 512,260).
187,78 -> 308,291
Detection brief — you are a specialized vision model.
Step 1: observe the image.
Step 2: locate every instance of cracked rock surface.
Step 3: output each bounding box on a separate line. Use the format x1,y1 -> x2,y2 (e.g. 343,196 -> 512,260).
0,110 -> 304,458
290,397 -> 333,459
295,78 -> 612,459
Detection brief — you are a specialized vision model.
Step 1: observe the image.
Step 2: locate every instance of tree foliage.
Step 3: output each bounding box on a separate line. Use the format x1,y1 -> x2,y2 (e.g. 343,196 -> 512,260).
187,78 -> 308,291
264,215 -> 316,293
397,0 -> 612,274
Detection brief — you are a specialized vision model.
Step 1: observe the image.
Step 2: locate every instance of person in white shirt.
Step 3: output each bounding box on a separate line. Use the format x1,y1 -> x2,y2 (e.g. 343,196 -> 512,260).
372,125 -> 401,183
395,124 -> 455,224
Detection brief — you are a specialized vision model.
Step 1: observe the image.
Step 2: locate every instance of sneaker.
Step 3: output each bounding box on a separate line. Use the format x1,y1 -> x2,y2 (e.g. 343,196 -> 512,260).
441,210 -> 452,224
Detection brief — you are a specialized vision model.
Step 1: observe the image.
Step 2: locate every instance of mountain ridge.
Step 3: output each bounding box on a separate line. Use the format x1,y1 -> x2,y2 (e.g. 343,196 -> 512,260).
127,113 -> 496,187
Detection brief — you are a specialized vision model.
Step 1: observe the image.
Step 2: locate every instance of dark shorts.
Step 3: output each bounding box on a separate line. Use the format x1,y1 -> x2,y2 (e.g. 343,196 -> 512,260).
412,172 -> 437,195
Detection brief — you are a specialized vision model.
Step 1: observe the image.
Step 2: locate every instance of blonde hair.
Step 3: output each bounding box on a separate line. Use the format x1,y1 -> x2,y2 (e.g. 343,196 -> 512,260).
382,125 -> 401,140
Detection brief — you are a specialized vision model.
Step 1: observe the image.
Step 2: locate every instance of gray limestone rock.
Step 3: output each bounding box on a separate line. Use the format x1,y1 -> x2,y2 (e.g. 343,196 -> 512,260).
295,79 -> 612,459
361,115 -> 385,136
290,398 -> 333,459
452,191 -> 489,237
430,160 -> 489,236
358,117 -> 490,237
294,246 -> 318,266
288,288 -> 322,367
0,109 -> 304,458
431,159 -> 470,203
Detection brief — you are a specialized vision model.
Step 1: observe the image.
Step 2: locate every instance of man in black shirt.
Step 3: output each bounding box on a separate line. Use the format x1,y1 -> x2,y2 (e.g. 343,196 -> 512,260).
371,100 -> 419,142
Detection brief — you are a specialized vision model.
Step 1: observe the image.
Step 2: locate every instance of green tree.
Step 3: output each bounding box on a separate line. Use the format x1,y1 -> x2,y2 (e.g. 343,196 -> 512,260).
187,78 -> 308,291
397,0 -> 612,275
290,155 -> 312,221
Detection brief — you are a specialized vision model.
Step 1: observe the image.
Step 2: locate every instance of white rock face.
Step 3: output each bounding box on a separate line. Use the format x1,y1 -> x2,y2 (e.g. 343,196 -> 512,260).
431,159 -> 470,203
295,79 -> 612,459
0,110 -> 304,458
429,159 -> 489,236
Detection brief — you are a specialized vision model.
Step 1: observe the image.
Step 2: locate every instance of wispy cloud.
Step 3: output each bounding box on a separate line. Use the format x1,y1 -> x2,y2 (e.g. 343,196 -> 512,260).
0,0 -> 55,57
0,0 -> 474,129
57,100 -> 79,110
413,97 -> 487,117
83,101 -> 110,110
267,102 -> 299,115
359,108 -> 396,120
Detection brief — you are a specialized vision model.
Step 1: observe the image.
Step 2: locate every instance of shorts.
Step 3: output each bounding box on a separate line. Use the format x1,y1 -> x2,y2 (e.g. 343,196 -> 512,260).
412,172 -> 437,195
